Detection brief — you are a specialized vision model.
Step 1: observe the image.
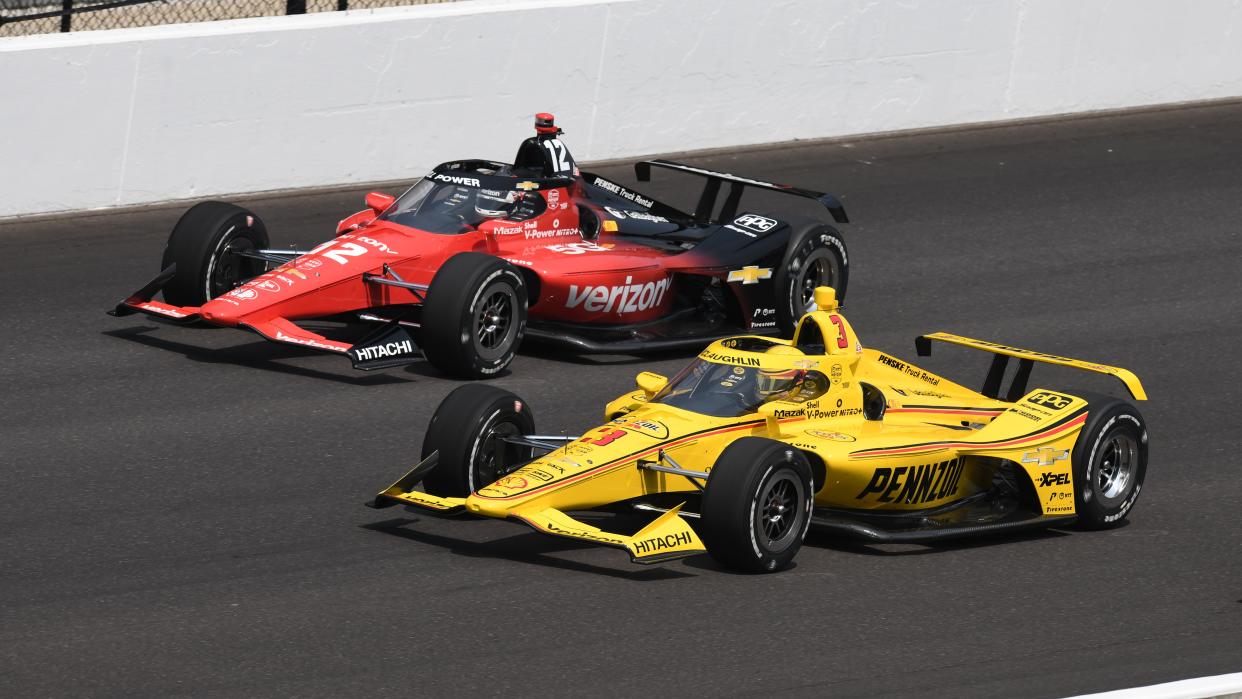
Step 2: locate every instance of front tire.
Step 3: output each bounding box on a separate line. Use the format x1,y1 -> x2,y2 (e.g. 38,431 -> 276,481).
421,253 -> 527,379
775,222 -> 848,336
421,384 -> 536,497
161,201 -> 269,306
1069,393 -> 1149,529
700,437 -> 813,573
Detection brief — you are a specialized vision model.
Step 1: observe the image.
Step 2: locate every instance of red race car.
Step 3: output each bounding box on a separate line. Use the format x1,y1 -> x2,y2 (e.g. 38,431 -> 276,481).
110,114 -> 851,378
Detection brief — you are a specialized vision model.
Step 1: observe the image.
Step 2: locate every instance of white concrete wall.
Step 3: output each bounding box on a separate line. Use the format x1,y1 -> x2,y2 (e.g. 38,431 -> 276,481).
2,0 -> 1240,218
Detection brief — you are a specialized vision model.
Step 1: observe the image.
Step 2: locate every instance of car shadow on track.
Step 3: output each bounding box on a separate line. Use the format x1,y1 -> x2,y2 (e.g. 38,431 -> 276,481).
361,518 -> 694,581
517,341 -> 697,367
103,325 -> 410,386
801,526 -> 1076,557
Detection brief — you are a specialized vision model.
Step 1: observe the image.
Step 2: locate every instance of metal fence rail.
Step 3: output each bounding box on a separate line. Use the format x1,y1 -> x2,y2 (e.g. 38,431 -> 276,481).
0,0 -> 459,36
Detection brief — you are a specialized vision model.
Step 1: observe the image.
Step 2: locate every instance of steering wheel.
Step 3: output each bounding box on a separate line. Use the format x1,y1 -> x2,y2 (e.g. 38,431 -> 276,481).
722,391 -> 754,412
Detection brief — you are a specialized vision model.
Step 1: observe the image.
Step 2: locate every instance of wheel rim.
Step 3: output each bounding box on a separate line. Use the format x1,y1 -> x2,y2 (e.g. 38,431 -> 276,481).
207,235 -> 264,299
1097,432 -> 1139,501
795,248 -> 839,313
755,469 -> 805,551
472,283 -> 518,360
475,420 -> 523,488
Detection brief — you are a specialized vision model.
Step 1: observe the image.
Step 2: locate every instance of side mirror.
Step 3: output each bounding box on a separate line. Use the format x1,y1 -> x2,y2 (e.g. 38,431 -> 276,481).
635,371 -> 668,397
578,204 -> 601,241
365,191 -> 395,214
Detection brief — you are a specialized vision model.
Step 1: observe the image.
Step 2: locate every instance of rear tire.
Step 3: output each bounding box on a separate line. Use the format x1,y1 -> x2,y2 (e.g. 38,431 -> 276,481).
161,201 -> 269,306
421,253 -> 527,379
700,437 -> 813,573
421,384 -> 536,497
775,222 -> 848,336
1068,392 -> 1149,529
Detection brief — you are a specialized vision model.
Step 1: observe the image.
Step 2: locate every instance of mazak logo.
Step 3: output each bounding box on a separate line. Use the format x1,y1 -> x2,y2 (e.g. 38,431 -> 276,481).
733,214 -> 778,234
1038,472 -> 1071,487
350,340 -> 414,362
567,276 -> 670,314
1027,391 -> 1073,410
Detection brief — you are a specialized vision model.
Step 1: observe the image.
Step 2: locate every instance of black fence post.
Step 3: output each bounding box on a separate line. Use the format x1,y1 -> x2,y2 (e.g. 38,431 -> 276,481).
286,1 -> 307,14
337,0 -> 348,10
60,0 -> 72,32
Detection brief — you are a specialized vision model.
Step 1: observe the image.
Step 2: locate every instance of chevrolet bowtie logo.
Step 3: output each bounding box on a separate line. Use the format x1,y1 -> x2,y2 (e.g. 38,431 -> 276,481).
1021,447 -> 1069,467
727,266 -> 773,285
515,181 -> 540,191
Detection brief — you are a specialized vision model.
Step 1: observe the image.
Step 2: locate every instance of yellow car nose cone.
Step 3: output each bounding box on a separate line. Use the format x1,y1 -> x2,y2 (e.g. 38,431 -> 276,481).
465,494 -> 510,517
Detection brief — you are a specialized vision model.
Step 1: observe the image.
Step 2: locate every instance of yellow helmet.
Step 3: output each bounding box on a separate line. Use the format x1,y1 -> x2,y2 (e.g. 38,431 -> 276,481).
756,345 -> 806,397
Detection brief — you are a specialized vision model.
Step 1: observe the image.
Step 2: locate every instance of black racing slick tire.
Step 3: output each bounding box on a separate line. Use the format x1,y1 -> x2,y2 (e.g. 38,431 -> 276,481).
1067,392 -> 1149,530
700,437 -> 814,573
421,253 -> 527,379
161,201 -> 270,306
421,384 -> 536,497
775,222 -> 848,337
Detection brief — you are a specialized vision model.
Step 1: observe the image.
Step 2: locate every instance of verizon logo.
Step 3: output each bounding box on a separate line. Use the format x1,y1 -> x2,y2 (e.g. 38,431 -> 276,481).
566,276 -> 670,314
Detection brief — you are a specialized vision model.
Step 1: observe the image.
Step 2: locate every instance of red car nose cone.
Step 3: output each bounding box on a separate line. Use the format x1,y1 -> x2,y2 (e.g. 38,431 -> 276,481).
199,294 -> 251,325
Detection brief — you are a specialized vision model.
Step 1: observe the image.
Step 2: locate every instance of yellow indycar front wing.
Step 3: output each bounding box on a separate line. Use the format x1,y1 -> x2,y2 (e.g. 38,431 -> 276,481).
369,452 -> 705,564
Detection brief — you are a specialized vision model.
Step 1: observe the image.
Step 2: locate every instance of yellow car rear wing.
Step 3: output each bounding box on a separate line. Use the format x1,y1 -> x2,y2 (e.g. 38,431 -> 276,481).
915,332 -> 1146,401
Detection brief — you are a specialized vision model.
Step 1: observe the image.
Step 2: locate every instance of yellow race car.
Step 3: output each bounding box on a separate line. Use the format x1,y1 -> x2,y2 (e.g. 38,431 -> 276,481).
369,287 -> 1148,573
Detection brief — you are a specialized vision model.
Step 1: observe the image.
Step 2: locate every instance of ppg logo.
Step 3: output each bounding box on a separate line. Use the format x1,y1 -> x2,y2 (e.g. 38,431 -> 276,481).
733,214 -> 778,233
1027,391 -> 1073,410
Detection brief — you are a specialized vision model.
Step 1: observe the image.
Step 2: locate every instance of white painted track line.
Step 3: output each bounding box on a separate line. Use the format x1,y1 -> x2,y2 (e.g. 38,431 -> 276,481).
1066,673 -> 1242,699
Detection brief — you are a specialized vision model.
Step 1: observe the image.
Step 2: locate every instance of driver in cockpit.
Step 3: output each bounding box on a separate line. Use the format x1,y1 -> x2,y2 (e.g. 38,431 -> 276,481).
751,346 -> 830,405
474,189 -> 519,220
431,186 -> 526,228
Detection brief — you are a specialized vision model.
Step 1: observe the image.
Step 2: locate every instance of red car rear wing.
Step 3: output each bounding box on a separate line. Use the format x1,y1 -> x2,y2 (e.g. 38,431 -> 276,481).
634,159 -> 849,225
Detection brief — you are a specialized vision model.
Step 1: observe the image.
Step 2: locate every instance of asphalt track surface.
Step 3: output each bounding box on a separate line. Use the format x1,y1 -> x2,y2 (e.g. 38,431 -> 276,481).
3,102 -> 1242,698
